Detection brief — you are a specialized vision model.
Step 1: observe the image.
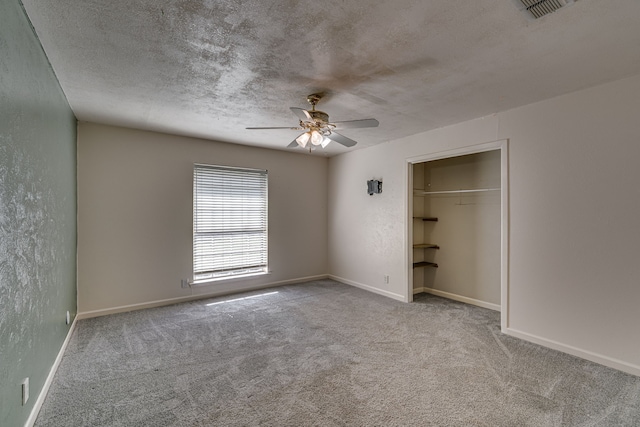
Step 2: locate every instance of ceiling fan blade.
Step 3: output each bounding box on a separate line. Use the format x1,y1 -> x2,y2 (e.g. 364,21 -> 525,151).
327,132 -> 358,147
287,139 -> 299,148
290,107 -> 312,121
331,118 -> 379,129
246,126 -> 303,130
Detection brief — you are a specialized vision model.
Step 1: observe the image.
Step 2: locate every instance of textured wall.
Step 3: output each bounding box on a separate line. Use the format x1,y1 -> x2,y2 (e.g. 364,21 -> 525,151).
0,1 -> 77,425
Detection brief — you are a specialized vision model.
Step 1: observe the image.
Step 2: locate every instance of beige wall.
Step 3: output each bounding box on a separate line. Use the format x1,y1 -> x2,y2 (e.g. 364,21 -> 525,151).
328,73 -> 640,375
77,123 -> 328,314
415,151 -> 501,307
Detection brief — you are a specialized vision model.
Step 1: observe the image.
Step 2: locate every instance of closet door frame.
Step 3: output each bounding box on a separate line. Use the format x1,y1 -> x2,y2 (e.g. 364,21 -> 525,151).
406,139 -> 510,331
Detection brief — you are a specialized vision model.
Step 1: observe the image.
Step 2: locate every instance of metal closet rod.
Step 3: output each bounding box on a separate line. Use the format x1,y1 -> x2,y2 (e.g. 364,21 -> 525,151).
414,187 -> 501,195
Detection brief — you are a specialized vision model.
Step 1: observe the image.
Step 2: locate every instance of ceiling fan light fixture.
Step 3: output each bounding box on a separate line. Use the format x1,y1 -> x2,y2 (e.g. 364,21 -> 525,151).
296,132 -> 310,148
310,130 -> 323,146
248,93 -> 379,151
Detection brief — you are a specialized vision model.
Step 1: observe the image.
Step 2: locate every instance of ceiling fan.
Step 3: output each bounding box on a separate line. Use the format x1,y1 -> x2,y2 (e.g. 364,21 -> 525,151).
246,93 -> 379,150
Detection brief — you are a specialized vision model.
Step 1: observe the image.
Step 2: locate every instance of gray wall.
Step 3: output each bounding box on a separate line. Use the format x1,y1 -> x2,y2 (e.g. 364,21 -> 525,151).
0,1 -> 77,425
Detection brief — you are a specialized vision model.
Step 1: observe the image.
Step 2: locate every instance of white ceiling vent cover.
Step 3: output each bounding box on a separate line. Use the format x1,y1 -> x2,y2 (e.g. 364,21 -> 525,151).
513,0 -> 575,20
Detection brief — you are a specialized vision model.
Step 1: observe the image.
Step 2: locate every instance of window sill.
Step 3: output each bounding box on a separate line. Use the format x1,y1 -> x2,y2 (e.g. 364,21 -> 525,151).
190,271 -> 270,287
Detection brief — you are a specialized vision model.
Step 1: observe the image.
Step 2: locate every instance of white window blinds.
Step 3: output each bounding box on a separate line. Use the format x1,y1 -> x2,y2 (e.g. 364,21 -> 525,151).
193,164 -> 268,282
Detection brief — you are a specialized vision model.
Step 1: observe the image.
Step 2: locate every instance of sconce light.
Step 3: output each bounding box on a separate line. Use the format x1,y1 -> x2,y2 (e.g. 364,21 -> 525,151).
367,179 -> 382,196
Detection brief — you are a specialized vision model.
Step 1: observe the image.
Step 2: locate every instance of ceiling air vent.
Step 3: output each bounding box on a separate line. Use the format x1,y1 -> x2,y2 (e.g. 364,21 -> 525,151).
513,0 -> 575,20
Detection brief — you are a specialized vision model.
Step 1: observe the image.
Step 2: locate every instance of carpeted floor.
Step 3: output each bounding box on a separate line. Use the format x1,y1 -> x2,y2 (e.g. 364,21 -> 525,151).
35,279 -> 640,426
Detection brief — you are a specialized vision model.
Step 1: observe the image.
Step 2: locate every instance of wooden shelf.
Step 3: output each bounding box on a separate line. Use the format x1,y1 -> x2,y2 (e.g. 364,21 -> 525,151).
413,217 -> 438,222
413,261 -> 438,268
413,243 -> 439,249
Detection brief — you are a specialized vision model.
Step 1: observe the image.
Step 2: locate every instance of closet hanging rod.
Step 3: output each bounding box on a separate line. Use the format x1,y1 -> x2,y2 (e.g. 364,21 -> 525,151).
414,187 -> 500,195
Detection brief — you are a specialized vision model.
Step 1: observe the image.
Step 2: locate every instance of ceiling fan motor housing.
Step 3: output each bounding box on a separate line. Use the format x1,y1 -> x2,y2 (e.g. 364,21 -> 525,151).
308,110 -> 329,123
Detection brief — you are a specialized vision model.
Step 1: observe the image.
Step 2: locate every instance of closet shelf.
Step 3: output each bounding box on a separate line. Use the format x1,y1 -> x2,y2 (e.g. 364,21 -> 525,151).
413,261 -> 438,268
413,216 -> 438,221
413,187 -> 500,196
413,243 -> 439,249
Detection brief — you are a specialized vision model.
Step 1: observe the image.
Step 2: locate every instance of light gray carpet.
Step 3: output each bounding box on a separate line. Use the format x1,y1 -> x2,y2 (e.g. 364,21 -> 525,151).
36,279 -> 640,426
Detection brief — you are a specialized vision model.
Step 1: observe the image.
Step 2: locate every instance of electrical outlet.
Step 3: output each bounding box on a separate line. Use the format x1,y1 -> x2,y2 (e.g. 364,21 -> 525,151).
384,275 -> 390,284
66,310 -> 70,325
22,378 -> 29,405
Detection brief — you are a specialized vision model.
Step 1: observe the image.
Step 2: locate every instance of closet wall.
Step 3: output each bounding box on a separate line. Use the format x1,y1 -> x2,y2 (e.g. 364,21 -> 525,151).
413,150 -> 501,308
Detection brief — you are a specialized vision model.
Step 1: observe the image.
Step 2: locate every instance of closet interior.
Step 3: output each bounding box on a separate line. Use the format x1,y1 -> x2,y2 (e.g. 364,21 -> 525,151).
412,150 -> 501,310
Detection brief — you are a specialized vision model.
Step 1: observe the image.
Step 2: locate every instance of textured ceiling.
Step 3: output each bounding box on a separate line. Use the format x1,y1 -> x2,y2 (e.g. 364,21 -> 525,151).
22,0 -> 640,156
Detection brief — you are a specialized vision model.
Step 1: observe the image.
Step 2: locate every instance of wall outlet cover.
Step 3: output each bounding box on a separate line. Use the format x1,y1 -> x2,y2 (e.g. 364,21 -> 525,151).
22,378 -> 29,405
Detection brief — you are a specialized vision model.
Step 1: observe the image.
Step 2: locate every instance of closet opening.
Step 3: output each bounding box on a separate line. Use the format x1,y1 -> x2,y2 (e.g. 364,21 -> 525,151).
407,140 -> 509,330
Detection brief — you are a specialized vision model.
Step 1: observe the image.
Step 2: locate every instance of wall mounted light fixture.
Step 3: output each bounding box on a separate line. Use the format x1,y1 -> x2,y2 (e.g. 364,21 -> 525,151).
367,179 -> 382,195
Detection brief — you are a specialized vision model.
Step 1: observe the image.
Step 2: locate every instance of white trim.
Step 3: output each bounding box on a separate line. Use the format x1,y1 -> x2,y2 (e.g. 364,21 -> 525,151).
405,161 -> 413,303
405,139 -> 509,327
505,328 -> 640,377
77,274 -> 329,319
405,139 -> 506,164
414,187 -> 501,196
419,287 -> 501,312
25,316 -> 78,427
329,275 -> 405,302
499,141 -> 510,330
190,271 -> 270,287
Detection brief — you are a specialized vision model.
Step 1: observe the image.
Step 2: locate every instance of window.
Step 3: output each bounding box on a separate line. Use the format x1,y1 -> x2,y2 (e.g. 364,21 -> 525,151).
193,164 -> 268,282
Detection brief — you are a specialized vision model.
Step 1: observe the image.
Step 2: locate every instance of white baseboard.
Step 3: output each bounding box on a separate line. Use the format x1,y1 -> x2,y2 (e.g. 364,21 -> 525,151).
505,327 -> 640,377
415,289 -> 638,377
329,275 -> 406,302
25,316 -> 78,427
417,287 -> 501,312
77,274 -> 330,319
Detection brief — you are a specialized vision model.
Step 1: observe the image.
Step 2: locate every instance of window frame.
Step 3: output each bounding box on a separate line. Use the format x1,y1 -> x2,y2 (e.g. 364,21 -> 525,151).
192,163 -> 268,284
